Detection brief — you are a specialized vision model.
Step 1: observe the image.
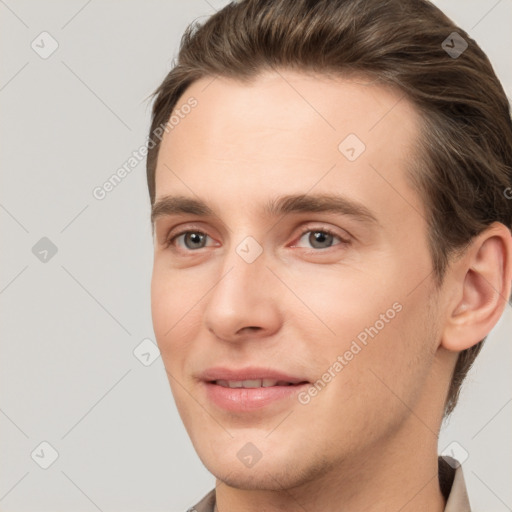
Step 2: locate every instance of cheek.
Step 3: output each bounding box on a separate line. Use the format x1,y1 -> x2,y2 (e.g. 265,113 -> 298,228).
150,271 -> 173,341
347,296 -> 435,412
150,267 -> 201,367
283,262 -> 400,343
304,302 -> 433,448
294,263 -> 432,402
151,262 -> 202,329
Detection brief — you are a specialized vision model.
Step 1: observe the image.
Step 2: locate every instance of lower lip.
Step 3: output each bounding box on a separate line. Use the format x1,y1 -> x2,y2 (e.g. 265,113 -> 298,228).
203,381 -> 309,411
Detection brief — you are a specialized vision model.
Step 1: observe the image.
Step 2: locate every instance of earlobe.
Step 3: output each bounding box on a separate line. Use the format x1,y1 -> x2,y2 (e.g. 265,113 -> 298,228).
441,222 -> 512,352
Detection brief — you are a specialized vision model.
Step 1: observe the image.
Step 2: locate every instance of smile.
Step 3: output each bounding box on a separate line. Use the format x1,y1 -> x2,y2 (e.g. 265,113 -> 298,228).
214,379 -> 296,388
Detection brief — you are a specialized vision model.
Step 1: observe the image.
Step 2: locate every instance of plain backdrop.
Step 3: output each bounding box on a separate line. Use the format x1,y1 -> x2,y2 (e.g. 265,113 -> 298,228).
1,1 -> 511,511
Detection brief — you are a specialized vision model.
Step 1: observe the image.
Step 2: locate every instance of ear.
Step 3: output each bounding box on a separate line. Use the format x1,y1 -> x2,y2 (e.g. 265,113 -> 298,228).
441,222 -> 512,352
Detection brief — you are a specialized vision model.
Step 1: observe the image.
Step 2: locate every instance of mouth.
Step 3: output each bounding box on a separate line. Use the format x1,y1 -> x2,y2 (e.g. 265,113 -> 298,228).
213,378 -> 305,388
199,367 -> 310,411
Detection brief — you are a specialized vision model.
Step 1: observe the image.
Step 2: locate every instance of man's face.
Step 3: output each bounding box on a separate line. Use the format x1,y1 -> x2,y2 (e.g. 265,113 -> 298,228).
151,71 -> 446,489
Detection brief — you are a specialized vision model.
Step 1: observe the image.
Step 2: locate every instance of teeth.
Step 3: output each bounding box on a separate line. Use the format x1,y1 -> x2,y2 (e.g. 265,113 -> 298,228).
215,379 -> 290,388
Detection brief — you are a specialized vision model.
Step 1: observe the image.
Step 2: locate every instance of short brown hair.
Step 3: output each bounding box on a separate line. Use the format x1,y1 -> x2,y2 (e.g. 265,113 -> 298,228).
146,0 -> 512,417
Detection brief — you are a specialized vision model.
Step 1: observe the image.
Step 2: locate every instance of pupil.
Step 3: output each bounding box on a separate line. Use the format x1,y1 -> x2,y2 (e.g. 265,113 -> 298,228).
187,232 -> 204,248
310,231 -> 332,248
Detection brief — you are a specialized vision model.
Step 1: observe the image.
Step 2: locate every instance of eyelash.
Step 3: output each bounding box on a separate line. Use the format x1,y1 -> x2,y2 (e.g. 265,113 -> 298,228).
293,226 -> 350,250
164,225 -> 351,252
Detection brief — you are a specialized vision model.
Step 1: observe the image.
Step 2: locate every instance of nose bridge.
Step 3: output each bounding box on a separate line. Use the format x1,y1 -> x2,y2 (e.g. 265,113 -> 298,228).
202,232 -> 280,339
213,233 -> 268,306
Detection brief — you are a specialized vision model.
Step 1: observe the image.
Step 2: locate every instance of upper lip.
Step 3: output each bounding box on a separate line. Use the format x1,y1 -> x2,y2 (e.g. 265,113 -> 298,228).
199,366 -> 309,384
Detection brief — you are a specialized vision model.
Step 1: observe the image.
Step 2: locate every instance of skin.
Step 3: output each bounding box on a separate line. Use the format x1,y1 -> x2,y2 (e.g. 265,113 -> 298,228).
150,70 -> 512,512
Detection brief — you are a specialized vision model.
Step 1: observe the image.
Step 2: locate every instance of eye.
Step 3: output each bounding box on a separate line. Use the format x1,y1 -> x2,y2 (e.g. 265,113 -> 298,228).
293,227 -> 349,250
163,226 -> 349,253
166,230 -> 215,251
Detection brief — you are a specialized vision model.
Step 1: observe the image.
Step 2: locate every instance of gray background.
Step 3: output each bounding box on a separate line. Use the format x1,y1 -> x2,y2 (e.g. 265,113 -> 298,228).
0,1 -> 511,511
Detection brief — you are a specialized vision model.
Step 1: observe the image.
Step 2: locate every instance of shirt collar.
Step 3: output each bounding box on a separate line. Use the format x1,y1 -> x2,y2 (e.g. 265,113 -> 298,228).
440,455 -> 472,511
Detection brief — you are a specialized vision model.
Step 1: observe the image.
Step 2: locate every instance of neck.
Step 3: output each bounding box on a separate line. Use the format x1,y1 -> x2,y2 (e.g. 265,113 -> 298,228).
216,439 -> 446,512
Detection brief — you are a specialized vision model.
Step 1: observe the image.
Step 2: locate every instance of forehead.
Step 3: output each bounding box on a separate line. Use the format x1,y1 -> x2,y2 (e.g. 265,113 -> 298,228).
154,70 -> 426,230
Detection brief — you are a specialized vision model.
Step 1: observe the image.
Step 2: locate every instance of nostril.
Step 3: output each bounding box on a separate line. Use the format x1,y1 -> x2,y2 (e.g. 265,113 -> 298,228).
238,326 -> 261,333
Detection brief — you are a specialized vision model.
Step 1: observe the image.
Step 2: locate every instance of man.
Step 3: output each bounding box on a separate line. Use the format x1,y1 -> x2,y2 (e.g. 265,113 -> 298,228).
146,1 -> 512,510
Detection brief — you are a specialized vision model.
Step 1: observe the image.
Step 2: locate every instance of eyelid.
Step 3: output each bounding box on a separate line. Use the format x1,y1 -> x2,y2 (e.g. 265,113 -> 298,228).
290,223 -> 352,247
163,229 -> 352,255
164,226 -> 215,250
162,221 -> 213,242
162,222 -> 352,251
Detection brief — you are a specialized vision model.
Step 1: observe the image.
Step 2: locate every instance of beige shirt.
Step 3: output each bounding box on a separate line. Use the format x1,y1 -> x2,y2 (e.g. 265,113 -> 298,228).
187,456 -> 471,512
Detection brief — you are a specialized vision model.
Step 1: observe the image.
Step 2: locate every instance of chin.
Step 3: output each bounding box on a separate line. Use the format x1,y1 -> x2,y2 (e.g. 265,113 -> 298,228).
218,471 -> 284,491
208,463 -> 303,491
198,447 -> 334,492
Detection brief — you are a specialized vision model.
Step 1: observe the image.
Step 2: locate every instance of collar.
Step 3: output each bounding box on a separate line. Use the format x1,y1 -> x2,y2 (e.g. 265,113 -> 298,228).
440,455 -> 472,511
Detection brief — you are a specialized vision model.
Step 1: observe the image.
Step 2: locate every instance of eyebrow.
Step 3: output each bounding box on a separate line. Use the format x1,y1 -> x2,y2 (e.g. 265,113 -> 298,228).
151,193 -> 380,227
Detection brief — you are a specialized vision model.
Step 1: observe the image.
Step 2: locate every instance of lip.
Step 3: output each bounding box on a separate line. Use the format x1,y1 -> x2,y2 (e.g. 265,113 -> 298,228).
199,366 -> 310,412
199,366 -> 308,384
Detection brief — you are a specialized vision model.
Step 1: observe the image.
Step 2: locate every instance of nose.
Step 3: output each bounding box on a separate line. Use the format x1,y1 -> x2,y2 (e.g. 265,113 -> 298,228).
202,241 -> 282,344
